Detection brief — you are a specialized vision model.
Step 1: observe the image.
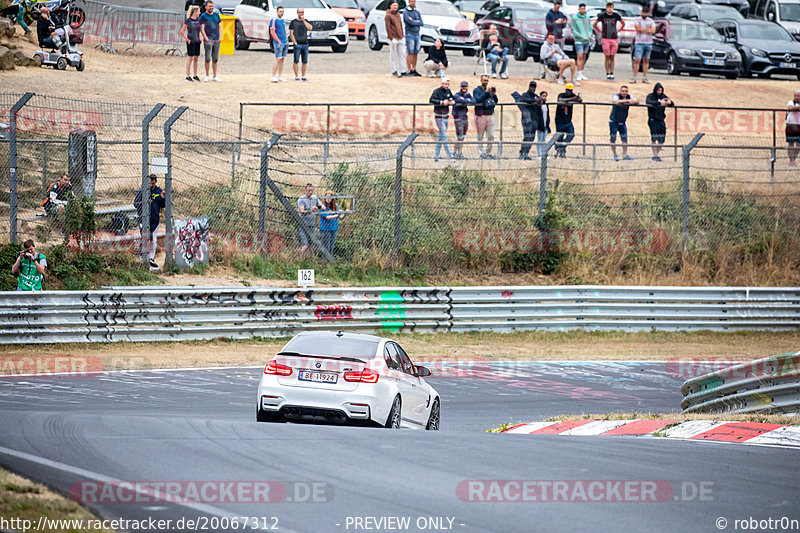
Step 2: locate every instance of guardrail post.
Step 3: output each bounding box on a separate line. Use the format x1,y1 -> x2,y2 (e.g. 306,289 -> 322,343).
682,132 -> 704,252
261,137 -> 334,262
163,106 -> 188,270
395,133 -> 418,263
141,103 -> 165,261
9,92 -> 34,243
538,137 -> 557,225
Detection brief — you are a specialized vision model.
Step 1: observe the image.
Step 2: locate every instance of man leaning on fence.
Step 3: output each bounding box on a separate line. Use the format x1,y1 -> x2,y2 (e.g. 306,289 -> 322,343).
41,173 -> 74,217
134,174 -> 166,269
12,240 -> 47,292
511,81 -> 541,161
298,183 -> 320,254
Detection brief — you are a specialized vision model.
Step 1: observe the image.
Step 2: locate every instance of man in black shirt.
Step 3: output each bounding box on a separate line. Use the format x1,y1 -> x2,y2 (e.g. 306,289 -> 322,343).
609,85 -> 638,161
511,81 -> 542,160
645,82 -> 673,162
289,8 -> 312,82
554,83 -> 582,158
593,2 -> 624,81
429,78 -> 455,161
36,6 -> 57,48
134,174 -> 167,268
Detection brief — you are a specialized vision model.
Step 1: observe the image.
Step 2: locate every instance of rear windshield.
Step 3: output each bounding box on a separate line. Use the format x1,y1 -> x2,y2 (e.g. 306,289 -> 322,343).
281,335 -> 379,358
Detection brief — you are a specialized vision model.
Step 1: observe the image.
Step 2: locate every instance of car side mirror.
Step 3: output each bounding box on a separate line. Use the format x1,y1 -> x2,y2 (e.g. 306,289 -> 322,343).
416,366 -> 432,377
262,2 -> 268,10
689,15 -> 697,20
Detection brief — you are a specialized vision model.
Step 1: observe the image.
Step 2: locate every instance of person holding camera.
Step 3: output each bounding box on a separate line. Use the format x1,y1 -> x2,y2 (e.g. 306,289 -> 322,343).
12,240 -> 47,292
473,75 -> 497,160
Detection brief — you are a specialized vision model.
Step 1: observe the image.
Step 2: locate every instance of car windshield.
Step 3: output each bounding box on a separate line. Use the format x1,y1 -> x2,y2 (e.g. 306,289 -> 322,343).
417,1 -> 463,16
330,0 -> 360,7
701,6 -> 742,20
739,22 -> 794,40
672,22 -> 723,40
281,335 -> 380,359
274,0 -> 327,7
780,3 -> 800,21
515,8 -> 546,19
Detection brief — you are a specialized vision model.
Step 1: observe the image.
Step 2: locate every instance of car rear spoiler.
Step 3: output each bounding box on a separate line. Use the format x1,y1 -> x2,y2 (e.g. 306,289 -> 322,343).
277,352 -> 368,364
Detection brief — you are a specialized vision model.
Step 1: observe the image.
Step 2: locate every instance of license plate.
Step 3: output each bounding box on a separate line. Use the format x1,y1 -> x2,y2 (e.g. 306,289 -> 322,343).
704,59 -> 725,66
298,370 -> 338,383
310,31 -> 328,39
563,44 -> 573,51
780,62 -> 796,68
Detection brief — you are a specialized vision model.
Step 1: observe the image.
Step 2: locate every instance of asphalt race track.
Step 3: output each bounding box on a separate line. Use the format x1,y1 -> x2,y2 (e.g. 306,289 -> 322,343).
1,362 -> 798,533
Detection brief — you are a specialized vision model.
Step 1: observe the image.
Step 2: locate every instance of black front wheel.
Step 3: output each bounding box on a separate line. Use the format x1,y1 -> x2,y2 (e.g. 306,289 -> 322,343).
234,20 -> 250,50
385,396 -> 401,428
426,398 -> 440,430
367,26 -> 383,51
513,36 -> 528,61
666,52 -> 680,75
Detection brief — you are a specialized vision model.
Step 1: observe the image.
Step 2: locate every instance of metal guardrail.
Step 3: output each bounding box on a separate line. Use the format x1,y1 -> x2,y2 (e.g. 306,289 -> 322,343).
2,286 -> 799,344
681,351 -> 800,415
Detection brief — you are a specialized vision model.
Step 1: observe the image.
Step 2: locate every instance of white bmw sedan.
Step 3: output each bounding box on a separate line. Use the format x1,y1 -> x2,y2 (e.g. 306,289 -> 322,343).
256,331 -> 440,430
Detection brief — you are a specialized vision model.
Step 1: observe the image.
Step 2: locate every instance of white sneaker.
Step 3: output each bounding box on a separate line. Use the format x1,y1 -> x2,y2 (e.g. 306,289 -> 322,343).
578,72 -> 588,81
203,76 -> 210,82
574,79 -> 580,86
279,77 -> 287,82
212,76 -> 221,82
491,73 -> 497,78
557,77 -> 564,85
270,76 -> 279,83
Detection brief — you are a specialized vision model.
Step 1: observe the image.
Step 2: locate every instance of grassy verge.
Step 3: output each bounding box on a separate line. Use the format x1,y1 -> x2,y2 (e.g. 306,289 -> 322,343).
0,467 -> 113,533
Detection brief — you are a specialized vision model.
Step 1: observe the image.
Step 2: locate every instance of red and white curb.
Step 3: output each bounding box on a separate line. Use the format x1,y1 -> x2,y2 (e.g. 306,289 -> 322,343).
502,419 -> 800,448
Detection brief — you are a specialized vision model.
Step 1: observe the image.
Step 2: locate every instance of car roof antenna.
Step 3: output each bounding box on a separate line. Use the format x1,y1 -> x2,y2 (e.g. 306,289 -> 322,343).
336,330 -> 343,337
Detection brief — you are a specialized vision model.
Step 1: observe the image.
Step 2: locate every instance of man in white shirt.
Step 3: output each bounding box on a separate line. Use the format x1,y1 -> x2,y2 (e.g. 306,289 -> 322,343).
540,33 -> 577,85
632,6 -> 657,84
787,90 -> 800,167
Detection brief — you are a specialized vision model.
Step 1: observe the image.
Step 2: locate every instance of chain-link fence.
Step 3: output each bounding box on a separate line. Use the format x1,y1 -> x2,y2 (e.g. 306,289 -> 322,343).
3,93 -> 799,277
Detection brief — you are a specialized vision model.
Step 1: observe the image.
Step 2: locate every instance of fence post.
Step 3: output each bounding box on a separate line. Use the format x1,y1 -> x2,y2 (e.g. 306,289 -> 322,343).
41,142 -> 48,194
581,102 -> 586,158
324,104 -> 331,176
163,106 -> 188,271
394,133 -> 418,263
231,142 -> 237,185
682,132 -> 704,252
237,102 -> 244,163
141,103 -> 165,261
259,134 -> 281,254
538,137 -> 557,225
9,92 -> 34,243
673,105 -> 679,162
498,104 -> 504,160
261,137 -> 334,262
411,104 -> 416,160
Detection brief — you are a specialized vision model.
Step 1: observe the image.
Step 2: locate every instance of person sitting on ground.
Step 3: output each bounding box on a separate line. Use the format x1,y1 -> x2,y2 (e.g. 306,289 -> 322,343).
40,173 -> 74,217
423,38 -> 448,78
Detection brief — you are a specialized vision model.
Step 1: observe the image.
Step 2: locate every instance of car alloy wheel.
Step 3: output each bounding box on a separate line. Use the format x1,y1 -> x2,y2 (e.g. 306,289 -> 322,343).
368,26 -> 382,51
667,52 -> 680,75
385,396 -> 401,428
426,398 -> 440,430
513,36 -> 527,61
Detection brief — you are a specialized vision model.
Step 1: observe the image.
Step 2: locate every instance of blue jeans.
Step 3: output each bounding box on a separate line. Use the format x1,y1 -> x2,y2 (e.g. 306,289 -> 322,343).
405,34 -> 421,55
299,223 -> 315,247
435,116 -> 453,159
320,229 -> 337,255
536,130 -> 548,157
487,48 -> 508,75
274,42 -> 288,58
555,122 -> 574,156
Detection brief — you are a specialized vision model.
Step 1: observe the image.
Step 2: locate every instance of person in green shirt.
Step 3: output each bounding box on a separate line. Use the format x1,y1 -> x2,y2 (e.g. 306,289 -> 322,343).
571,3 -> 592,81
12,239 -> 47,291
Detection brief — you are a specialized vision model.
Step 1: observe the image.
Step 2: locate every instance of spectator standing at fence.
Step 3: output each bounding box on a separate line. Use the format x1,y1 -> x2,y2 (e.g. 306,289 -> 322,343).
297,183 -> 320,253
787,90 -> 800,167
541,33 -> 576,86
12,240 -> 46,292
199,1 -> 222,82
319,191 -> 342,256
610,85 -> 637,161
452,81 -> 475,159
554,83 -> 581,158
511,81 -> 542,160
385,2 -> 406,77
424,38 -> 448,78
631,6 -> 656,84
646,82 -> 673,162
473,75 -> 498,159
290,8 -> 312,82
180,5 -> 204,82
593,2 -> 624,81
537,91 -> 551,158
270,6 -> 288,83
404,0 -> 423,76
572,4 -> 591,81
430,78 -> 455,162
40,173 -> 74,217
545,0 -> 568,48
134,174 -> 166,269
485,33 -> 509,79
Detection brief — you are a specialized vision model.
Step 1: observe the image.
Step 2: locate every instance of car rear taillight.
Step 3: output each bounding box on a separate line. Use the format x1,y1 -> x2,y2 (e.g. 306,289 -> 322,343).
264,360 -> 293,376
343,368 -> 380,383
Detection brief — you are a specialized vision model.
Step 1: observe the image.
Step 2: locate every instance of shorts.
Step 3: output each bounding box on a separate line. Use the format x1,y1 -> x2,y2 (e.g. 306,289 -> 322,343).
44,204 -> 59,217
787,124 -> 800,144
204,40 -> 220,62
609,121 -> 628,143
649,119 -> 666,143
634,43 -> 652,59
405,33 -> 421,55
187,41 -> 201,57
574,41 -> 590,55
601,38 -> 619,56
454,115 -> 469,138
274,41 -> 288,59
293,43 -> 309,64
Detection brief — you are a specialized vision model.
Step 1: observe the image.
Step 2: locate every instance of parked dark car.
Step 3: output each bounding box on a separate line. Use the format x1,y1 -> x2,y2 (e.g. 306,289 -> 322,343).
476,4 -> 589,61
713,18 -> 800,78
635,20 -> 741,77
666,3 -> 743,22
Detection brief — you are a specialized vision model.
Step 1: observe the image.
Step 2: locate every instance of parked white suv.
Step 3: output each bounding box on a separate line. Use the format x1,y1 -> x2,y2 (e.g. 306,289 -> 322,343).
235,0 -> 350,52
366,0 -> 480,55
751,0 -> 800,41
